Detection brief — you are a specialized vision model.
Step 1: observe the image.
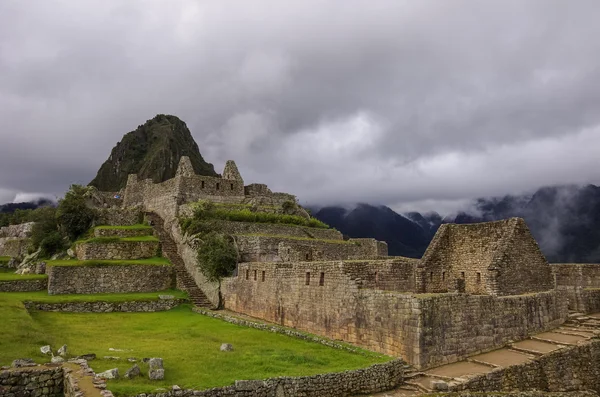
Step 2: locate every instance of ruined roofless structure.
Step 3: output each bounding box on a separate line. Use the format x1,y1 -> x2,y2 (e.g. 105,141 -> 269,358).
81,157 -> 600,370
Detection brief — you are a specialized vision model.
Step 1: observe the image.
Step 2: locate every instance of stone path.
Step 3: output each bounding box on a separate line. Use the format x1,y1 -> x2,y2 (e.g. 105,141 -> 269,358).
365,312 -> 600,396
146,213 -> 213,308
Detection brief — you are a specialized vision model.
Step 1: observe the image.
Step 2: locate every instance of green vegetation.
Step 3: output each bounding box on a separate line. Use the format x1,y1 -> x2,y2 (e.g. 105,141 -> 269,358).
0,299 -> 388,395
46,257 -> 170,267
180,200 -> 329,236
0,271 -> 47,281
239,234 -> 351,244
95,224 -> 152,230
196,233 -> 238,283
76,235 -> 159,244
57,185 -> 97,241
0,256 -> 10,265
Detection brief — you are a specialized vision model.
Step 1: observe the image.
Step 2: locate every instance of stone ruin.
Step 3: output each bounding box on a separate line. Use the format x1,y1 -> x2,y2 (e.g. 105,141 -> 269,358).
3,156 -> 600,375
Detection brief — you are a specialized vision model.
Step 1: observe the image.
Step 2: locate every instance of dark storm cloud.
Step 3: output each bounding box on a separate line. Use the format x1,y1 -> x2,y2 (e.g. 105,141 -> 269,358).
1,0 -> 600,213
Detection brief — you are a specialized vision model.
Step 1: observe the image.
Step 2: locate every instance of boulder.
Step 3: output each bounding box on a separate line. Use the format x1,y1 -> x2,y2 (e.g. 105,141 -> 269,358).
149,369 -> 164,380
67,249 -> 76,258
40,345 -> 52,355
148,357 -> 163,370
432,380 -> 449,391
57,344 -> 68,357
124,364 -> 141,379
51,356 -> 65,364
148,358 -> 164,380
12,358 -> 36,368
220,343 -> 233,352
97,368 -> 119,380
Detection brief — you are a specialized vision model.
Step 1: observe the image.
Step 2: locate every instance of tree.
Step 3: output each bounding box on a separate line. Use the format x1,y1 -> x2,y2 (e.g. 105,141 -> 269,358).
196,232 -> 237,283
56,185 -> 97,241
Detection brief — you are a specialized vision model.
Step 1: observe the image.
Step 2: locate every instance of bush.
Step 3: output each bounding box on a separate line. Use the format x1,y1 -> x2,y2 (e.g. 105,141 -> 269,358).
57,185 -> 97,241
39,231 -> 66,258
30,207 -> 59,250
196,232 -> 238,283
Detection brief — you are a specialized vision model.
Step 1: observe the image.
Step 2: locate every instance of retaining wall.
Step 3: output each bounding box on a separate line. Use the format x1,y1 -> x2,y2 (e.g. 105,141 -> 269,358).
0,366 -> 64,397
74,240 -> 159,260
24,299 -> 183,312
129,359 -> 404,397
450,338 -> 600,394
0,278 -> 47,292
93,228 -> 153,238
47,264 -> 173,294
552,264 -> 600,312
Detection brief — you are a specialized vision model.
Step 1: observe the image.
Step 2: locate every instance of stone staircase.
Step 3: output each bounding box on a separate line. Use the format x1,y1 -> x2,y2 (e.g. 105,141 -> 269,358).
146,212 -> 213,308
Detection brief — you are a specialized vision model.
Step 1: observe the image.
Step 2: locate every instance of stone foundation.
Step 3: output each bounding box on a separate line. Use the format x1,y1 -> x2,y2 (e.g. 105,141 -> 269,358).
0,278 -> 47,292
74,240 -> 159,260
24,299 -> 184,312
96,207 -> 143,226
0,238 -> 29,258
47,264 -> 173,294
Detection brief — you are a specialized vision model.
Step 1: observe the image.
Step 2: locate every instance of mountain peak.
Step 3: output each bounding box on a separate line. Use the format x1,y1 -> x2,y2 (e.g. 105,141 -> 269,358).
89,114 -> 217,191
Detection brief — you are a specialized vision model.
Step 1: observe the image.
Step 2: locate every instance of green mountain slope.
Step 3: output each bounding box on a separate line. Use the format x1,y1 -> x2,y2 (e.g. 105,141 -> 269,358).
90,114 -> 217,191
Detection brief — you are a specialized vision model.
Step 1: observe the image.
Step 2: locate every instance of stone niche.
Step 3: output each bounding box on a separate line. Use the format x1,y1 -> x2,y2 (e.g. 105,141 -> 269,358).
47,264 -> 173,294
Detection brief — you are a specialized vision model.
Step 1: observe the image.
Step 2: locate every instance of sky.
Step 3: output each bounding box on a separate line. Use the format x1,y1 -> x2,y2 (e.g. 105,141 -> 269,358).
1,0 -> 600,215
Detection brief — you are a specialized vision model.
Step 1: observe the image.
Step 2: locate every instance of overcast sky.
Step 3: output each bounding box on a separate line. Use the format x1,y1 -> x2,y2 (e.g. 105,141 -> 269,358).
1,0 -> 600,215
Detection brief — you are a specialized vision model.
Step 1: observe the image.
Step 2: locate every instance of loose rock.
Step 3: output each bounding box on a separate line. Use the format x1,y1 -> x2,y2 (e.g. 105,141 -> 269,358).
220,343 -> 233,352
148,358 -> 164,380
12,358 -> 36,368
97,368 -> 119,380
58,344 -> 68,357
77,353 -> 97,361
125,364 -> 141,379
40,345 -> 52,355
51,356 -> 65,364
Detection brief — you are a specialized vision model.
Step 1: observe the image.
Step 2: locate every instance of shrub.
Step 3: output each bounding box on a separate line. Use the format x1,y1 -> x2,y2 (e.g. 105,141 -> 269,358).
39,231 -> 66,258
196,232 -> 238,283
56,185 -> 97,241
30,207 -> 59,250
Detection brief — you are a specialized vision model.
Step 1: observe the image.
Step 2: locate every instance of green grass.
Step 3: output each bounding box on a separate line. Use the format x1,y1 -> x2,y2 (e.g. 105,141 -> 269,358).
0,256 -> 11,264
45,257 -> 171,267
0,271 -> 47,281
239,234 -> 351,244
0,300 -> 388,395
95,225 -> 152,230
75,235 -> 159,244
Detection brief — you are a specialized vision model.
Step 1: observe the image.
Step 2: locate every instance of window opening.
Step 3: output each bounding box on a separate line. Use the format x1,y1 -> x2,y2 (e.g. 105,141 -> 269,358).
305,272 -> 310,285
319,272 -> 325,286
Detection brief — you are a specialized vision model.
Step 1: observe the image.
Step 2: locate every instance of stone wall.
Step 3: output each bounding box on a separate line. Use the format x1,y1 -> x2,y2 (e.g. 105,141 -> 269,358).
449,338 -> 600,394
418,218 -> 555,296
235,235 -> 385,263
129,358 -> 404,397
416,290 -> 567,368
47,264 -> 173,294
552,263 -> 600,312
95,207 -> 143,226
93,227 -> 153,238
0,366 -> 64,397
74,240 -> 159,260
223,261 -> 566,369
0,278 -> 47,292
23,299 -> 183,312
0,223 -> 33,238
0,238 -> 29,258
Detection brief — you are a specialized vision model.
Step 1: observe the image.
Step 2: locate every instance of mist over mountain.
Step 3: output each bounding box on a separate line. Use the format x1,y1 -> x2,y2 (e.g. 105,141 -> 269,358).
313,184 -> 600,263
0,198 -> 55,214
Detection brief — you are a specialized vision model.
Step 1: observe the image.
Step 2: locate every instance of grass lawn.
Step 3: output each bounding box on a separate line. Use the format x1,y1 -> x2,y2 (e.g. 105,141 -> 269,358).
0,296 -> 389,395
0,256 -> 11,264
95,225 -> 152,230
76,236 -> 159,244
15,289 -> 188,303
0,271 -> 47,281
46,257 -> 171,267
239,234 -> 351,244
